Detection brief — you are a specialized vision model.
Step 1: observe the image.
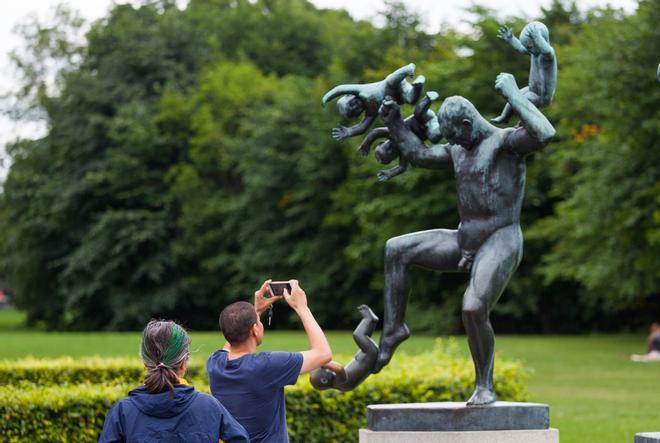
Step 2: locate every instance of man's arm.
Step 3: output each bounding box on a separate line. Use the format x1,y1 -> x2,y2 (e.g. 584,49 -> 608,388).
495,73 -> 555,155
379,98 -> 452,168
283,280 -> 332,374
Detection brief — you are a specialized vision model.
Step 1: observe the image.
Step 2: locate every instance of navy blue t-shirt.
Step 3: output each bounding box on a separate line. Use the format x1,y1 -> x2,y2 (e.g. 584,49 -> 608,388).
207,350 -> 303,443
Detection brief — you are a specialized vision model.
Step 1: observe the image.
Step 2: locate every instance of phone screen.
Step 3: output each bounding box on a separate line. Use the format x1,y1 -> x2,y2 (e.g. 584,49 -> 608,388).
268,282 -> 291,296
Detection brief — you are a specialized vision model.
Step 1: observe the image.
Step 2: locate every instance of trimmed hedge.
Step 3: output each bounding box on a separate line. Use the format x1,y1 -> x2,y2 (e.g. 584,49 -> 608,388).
1,340 -> 527,443
0,383 -> 128,443
0,357 -> 206,386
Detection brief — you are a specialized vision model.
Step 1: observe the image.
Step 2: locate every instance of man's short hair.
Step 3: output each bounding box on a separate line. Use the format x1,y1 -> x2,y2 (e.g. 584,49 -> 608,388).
219,301 -> 257,345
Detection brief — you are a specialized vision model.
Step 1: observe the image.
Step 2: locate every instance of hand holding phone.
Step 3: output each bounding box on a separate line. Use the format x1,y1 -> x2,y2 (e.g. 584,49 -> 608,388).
282,280 -> 308,312
255,279 -> 281,315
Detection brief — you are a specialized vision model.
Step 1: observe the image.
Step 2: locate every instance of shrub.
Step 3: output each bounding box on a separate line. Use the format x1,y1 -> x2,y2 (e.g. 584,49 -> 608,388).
1,340 -> 527,442
0,383 -> 128,443
0,357 -> 207,386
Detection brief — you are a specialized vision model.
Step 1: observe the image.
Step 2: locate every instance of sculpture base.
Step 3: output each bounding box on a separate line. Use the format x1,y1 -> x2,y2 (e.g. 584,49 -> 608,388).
359,429 -> 559,443
360,402 -> 557,442
636,433 -> 660,443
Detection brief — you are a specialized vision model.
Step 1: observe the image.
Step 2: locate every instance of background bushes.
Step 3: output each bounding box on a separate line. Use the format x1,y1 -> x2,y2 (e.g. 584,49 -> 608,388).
0,341 -> 527,442
1,0 -> 658,333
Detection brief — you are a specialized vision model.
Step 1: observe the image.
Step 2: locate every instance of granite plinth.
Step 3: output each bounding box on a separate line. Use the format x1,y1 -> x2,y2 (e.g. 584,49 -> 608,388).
636,433 -> 660,443
366,402 -> 550,432
359,429 -> 559,443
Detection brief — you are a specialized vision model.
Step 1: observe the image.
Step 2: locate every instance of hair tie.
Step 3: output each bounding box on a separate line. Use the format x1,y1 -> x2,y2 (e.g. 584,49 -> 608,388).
156,362 -> 170,369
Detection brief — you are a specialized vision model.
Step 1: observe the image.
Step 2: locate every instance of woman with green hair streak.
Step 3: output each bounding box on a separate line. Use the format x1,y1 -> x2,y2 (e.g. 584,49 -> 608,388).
99,320 -> 249,443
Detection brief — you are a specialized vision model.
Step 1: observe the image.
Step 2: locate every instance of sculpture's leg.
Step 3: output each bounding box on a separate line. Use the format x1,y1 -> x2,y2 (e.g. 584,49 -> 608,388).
463,224 -> 523,406
374,229 -> 461,373
354,305 -> 379,355
521,89 -> 546,108
492,87 -> 539,124
358,127 -> 389,157
490,102 -> 513,124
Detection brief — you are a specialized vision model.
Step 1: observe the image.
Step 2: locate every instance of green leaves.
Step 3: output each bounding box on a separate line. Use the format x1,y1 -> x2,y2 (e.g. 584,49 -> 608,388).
0,0 -> 657,331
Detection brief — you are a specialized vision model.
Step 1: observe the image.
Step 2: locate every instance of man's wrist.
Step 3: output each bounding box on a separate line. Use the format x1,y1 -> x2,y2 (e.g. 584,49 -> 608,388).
294,306 -> 311,316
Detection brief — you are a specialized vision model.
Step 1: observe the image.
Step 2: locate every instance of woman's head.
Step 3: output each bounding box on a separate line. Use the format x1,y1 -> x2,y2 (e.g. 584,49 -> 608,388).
140,320 -> 190,394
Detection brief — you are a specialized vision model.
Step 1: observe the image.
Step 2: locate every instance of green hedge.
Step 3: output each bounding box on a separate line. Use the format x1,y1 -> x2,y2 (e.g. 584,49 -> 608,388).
1,340 -> 527,443
0,357 -> 206,386
0,383 -> 127,443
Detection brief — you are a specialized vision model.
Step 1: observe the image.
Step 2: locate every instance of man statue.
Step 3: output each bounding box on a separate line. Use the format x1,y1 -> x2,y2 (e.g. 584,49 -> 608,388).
373,73 -> 555,406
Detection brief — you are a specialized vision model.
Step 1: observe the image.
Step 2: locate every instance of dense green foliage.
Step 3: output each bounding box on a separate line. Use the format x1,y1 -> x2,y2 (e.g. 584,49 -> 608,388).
0,0 -> 657,331
0,342 -> 527,442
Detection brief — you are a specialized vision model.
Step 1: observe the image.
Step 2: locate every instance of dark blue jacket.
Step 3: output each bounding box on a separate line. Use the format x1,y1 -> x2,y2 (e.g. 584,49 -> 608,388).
98,384 -> 249,443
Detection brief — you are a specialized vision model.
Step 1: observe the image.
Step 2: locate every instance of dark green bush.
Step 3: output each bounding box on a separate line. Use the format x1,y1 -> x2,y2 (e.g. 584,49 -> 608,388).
1,341 -> 527,442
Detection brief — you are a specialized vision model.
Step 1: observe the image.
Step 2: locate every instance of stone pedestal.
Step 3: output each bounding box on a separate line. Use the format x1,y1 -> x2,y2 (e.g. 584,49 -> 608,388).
636,433 -> 660,443
359,402 -> 559,443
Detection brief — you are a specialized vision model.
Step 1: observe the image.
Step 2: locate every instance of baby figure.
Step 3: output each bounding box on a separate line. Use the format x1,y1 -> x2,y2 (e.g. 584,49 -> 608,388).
492,21 -> 557,124
310,305 -> 379,392
358,91 -> 440,182
322,63 -> 425,141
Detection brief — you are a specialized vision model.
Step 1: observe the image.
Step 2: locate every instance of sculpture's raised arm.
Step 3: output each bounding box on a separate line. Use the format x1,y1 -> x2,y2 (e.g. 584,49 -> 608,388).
497,26 -> 528,54
495,73 -> 556,155
379,98 -> 451,169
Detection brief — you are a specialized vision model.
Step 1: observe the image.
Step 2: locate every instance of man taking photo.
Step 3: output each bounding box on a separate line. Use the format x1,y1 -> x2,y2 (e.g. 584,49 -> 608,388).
207,279 -> 332,442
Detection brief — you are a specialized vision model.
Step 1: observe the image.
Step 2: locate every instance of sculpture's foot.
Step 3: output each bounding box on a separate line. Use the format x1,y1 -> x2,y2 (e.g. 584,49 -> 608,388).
490,115 -> 508,125
357,144 -> 370,157
466,386 -> 496,406
377,170 -> 392,182
357,304 -> 379,322
373,324 -> 411,373
412,74 -> 426,86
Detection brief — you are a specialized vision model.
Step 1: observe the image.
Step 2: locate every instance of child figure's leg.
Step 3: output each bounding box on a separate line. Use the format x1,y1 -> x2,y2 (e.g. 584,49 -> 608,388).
399,75 -> 426,104
492,87 -> 543,124
353,305 -> 379,355
358,127 -> 389,157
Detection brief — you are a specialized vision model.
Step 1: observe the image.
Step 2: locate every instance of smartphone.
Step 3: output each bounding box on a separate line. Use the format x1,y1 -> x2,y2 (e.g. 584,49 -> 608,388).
268,281 -> 291,297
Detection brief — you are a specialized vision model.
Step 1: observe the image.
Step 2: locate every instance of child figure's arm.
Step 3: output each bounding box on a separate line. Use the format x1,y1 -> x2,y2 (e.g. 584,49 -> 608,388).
497,26 -> 528,54
332,115 -> 376,140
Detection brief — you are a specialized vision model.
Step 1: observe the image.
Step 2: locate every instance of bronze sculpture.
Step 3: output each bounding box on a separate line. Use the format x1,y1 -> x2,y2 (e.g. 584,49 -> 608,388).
492,22 -> 556,124
358,91 -> 441,181
321,63 -> 425,141
373,72 -> 555,405
320,22 -> 556,406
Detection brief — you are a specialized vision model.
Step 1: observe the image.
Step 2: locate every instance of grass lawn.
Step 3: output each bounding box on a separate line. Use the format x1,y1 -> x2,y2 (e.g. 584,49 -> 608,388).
2,309 -> 658,442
